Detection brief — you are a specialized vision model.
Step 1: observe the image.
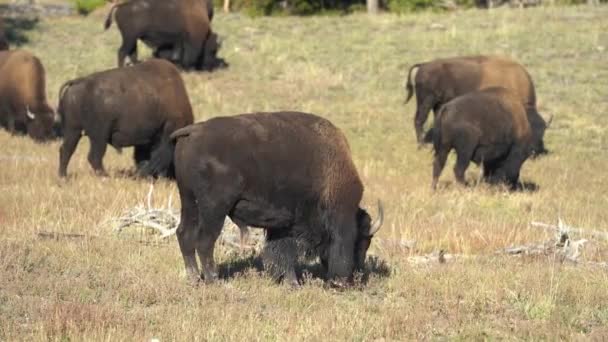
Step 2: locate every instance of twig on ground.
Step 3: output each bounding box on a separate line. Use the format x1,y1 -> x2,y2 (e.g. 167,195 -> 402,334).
531,219 -> 608,241
103,184 -> 265,252
37,231 -> 87,240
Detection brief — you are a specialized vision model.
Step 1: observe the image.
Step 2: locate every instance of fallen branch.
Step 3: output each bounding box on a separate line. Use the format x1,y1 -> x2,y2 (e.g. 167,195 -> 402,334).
103,183 -> 264,252
37,231 -> 87,240
531,220 -> 608,241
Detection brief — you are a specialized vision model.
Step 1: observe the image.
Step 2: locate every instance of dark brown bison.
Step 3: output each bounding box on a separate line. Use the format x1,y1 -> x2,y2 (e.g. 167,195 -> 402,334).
0,50 -> 60,141
104,0 -> 225,70
405,55 -> 551,155
57,59 -> 193,178
0,18 -> 8,51
171,111 -> 384,287
431,87 -> 534,190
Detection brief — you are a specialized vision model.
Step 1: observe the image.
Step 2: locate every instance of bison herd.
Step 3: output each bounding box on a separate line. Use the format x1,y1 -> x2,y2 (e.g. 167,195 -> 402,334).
0,2 -> 553,288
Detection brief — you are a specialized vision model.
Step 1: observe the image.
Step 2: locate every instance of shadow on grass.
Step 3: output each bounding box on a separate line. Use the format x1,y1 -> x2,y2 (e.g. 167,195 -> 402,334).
1,16 -> 39,47
515,181 -> 539,193
217,253 -> 391,286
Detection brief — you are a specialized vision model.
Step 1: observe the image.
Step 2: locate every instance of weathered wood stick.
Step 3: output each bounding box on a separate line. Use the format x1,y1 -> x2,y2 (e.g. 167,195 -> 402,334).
37,231 -> 87,240
530,221 -> 608,241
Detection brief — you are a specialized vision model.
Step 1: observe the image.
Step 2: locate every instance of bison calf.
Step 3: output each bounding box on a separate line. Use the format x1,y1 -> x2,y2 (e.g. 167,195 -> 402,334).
57,59 -> 193,178
431,87 -> 533,190
405,55 -> 551,156
171,112 -> 383,287
0,50 -> 60,141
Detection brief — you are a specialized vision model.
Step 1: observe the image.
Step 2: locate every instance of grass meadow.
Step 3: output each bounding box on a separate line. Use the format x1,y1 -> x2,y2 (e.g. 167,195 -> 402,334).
1,4 -> 608,340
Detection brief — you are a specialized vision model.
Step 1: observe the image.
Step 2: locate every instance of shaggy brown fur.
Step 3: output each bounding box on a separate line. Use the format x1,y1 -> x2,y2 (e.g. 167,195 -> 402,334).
405,55 -> 549,155
0,50 -> 59,141
104,0 -> 222,70
170,112 -> 383,286
432,87 -> 533,190
57,59 -> 193,178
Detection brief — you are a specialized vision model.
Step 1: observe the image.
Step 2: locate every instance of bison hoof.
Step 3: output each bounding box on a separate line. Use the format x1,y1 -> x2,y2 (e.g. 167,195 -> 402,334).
328,279 -> 349,290
201,271 -> 218,284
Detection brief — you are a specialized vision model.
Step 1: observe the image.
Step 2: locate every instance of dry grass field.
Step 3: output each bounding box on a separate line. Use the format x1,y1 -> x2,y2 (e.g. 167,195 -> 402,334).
1,4 -> 608,340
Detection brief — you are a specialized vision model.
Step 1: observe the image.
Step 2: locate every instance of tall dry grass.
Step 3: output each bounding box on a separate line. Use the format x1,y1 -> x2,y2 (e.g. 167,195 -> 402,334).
1,4 -> 607,340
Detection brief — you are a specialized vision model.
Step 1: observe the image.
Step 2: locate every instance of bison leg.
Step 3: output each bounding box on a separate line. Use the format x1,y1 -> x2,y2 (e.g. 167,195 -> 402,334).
326,216 -> 357,286
493,145 -> 529,189
194,178 -> 242,282
133,144 -> 152,170
58,129 -> 82,178
453,137 -> 477,186
181,40 -> 200,69
176,188 -> 201,283
117,36 -> 137,67
231,218 -> 250,253
413,93 -> 436,145
87,137 -> 109,177
6,116 -> 15,134
432,147 -> 450,190
194,212 -> 225,283
262,229 -> 299,286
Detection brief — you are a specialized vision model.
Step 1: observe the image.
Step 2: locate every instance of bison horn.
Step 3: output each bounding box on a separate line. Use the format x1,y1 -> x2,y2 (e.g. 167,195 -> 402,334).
26,106 -> 36,120
368,199 -> 384,236
545,113 -> 553,128
53,108 -> 61,123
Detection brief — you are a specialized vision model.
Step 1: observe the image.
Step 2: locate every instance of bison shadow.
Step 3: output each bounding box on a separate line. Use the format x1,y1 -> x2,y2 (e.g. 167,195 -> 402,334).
514,181 -> 539,192
217,253 -> 391,286
2,16 -> 39,47
434,179 -> 540,193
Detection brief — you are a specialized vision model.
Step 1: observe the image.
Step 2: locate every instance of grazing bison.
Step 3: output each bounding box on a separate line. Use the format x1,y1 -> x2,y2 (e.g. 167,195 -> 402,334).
0,50 -> 60,141
171,111 -> 384,287
104,0 -> 224,70
0,18 -> 8,51
431,87 -> 534,190
57,59 -> 193,178
405,55 -> 551,155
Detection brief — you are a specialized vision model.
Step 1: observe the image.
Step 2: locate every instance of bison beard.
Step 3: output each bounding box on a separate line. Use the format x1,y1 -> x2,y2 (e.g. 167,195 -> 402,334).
171,112 -> 383,287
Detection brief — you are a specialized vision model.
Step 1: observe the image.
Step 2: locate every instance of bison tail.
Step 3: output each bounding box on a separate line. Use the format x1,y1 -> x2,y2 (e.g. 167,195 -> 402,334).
169,124 -> 197,141
404,64 -> 420,104
139,140 -> 176,179
104,4 -> 118,30
58,80 -> 73,101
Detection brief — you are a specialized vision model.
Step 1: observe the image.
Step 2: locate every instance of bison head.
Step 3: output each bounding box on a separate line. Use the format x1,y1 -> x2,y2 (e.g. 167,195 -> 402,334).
198,32 -> 228,71
25,106 -> 61,142
527,108 -> 552,157
354,200 -> 384,271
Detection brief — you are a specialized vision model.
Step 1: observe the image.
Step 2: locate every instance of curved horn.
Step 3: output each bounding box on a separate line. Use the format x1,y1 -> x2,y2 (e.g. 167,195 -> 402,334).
368,199 -> 384,236
26,106 -> 35,120
52,105 -> 61,123
545,113 -> 553,128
